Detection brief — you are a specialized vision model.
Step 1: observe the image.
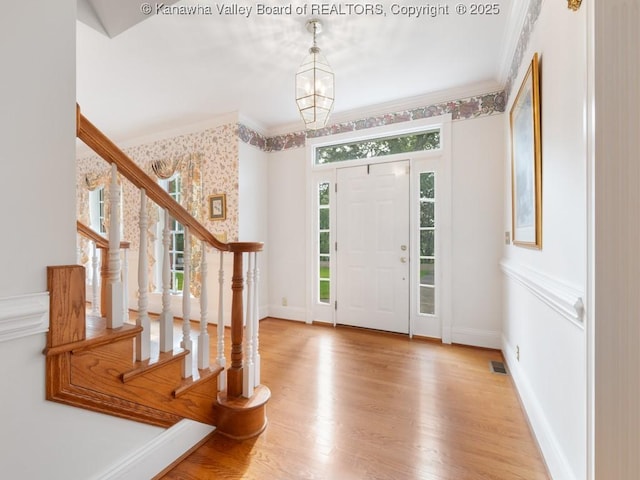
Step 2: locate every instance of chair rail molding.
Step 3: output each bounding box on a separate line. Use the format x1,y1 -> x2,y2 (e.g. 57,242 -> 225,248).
0,292 -> 49,343
500,260 -> 585,327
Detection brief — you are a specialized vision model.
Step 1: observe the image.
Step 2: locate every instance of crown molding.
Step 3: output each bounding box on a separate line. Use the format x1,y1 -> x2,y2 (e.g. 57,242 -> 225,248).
497,0 -> 532,86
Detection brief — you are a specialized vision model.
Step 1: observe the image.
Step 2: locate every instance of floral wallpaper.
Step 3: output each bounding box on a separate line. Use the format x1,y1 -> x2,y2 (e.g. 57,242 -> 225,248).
77,123 -> 239,295
77,123 -> 239,246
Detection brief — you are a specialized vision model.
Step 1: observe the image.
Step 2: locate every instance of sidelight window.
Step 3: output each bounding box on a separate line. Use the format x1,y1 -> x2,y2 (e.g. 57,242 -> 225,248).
318,182 -> 331,304
419,172 -> 436,315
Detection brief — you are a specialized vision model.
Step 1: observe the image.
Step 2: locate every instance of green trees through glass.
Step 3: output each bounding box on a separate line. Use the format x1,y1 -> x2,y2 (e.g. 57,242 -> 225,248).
316,130 -> 440,164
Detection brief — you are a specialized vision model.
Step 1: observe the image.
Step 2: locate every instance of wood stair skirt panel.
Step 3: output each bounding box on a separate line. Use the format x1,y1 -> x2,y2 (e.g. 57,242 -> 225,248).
45,265 -> 220,428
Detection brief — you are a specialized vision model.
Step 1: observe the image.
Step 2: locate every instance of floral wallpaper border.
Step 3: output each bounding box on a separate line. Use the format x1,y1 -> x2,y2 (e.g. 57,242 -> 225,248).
504,0 -> 543,101
238,90 -> 507,153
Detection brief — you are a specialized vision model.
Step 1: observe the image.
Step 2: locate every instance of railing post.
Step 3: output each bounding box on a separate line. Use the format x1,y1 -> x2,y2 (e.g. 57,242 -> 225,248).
243,253 -> 255,398
216,251 -> 226,391
181,227 -> 193,378
197,241 -> 210,370
106,163 -> 123,329
253,253 -> 261,387
160,209 -> 173,352
136,189 -> 150,361
227,251 -> 244,397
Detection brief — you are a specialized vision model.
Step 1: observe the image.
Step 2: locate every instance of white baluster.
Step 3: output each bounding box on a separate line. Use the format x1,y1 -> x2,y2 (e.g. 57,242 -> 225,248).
122,248 -> 129,324
77,236 -> 82,265
159,209 -> 173,352
243,252 -> 255,398
91,242 -> 100,316
217,250 -> 226,391
136,189 -> 150,361
253,253 -> 261,387
106,163 -> 123,329
181,228 -> 193,378
198,241 -> 210,370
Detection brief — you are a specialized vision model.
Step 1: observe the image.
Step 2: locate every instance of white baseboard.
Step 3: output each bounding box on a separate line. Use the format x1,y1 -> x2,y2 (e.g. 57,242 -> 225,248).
451,326 -> 501,349
267,305 -> 306,322
0,292 -> 49,343
502,336 -> 576,480
91,420 -> 215,480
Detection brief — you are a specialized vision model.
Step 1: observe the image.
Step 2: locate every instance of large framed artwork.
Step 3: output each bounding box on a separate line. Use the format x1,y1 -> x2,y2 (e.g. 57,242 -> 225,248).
510,52 -> 542,249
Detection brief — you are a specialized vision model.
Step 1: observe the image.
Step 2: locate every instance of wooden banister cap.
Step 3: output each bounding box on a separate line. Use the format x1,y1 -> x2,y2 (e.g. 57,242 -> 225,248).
228,242 -> 264,253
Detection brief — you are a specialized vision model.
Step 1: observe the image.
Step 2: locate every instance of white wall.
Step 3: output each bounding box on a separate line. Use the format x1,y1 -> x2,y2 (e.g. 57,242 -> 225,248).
267,147 -> 308,321
239,141 -> 270,319
0,1 -> 77,296
0,2 -> 165,478
451,115 -> 505,348
501,2 -> 587,479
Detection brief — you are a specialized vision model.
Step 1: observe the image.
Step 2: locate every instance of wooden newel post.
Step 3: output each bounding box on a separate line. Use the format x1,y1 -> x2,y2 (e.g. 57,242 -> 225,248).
227,251 -> 245,397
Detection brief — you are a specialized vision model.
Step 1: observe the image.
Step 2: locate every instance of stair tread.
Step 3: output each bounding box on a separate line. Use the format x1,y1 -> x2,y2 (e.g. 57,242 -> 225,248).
174,364 -> 224,398
44,316 -> 141,356
121,347 -> 189,383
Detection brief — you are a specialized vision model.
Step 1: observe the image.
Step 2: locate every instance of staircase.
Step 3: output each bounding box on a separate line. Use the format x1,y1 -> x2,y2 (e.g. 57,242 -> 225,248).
44,106 -> 269,439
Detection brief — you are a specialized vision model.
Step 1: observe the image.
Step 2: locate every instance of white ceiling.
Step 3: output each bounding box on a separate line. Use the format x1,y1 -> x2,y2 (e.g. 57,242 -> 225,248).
77,0 -> 521,141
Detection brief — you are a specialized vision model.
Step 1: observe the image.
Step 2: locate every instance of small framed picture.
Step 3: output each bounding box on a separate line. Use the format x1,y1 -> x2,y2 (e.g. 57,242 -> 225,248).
208,194 -> 226,221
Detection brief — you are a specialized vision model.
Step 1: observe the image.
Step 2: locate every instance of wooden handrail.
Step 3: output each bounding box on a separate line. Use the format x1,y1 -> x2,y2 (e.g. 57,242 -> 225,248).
77,221 -> 130,250
76,105 -> 262,255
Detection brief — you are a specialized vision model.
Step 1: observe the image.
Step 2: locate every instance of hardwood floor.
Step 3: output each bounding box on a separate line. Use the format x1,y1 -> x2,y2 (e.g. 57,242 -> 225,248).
161,318 -> 549,480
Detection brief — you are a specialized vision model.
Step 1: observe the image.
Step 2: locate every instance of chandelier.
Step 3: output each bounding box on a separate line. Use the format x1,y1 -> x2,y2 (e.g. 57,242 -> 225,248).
295,19 -> 335,130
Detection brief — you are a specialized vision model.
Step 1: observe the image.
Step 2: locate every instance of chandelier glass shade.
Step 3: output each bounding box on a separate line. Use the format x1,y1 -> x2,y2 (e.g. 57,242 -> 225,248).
295,20 -> 334,130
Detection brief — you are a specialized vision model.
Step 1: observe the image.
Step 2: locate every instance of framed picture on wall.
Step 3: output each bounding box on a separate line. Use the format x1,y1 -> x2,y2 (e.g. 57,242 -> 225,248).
208,193 -> 226,221
510,52 -> 542,249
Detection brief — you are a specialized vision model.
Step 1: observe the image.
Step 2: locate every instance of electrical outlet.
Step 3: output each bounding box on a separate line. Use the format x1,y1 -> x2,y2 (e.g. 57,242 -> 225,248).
282,297 -> 288,307
516,345 -> 520,362
505,231 -> 511,245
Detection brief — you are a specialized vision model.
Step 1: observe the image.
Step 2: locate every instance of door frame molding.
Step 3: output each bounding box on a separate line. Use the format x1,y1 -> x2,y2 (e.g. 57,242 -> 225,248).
305,115 -> 453,341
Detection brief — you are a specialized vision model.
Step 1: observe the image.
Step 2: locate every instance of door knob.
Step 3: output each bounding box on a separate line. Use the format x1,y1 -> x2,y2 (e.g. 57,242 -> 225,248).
400,245 -> 407,251
400,257 -> 407,263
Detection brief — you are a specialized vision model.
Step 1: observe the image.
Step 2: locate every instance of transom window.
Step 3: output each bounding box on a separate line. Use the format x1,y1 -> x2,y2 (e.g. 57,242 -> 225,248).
315,129 -> 440,165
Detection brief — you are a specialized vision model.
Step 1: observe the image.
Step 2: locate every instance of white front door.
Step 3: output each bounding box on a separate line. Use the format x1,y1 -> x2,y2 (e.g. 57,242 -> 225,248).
336,160 -> 410,333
